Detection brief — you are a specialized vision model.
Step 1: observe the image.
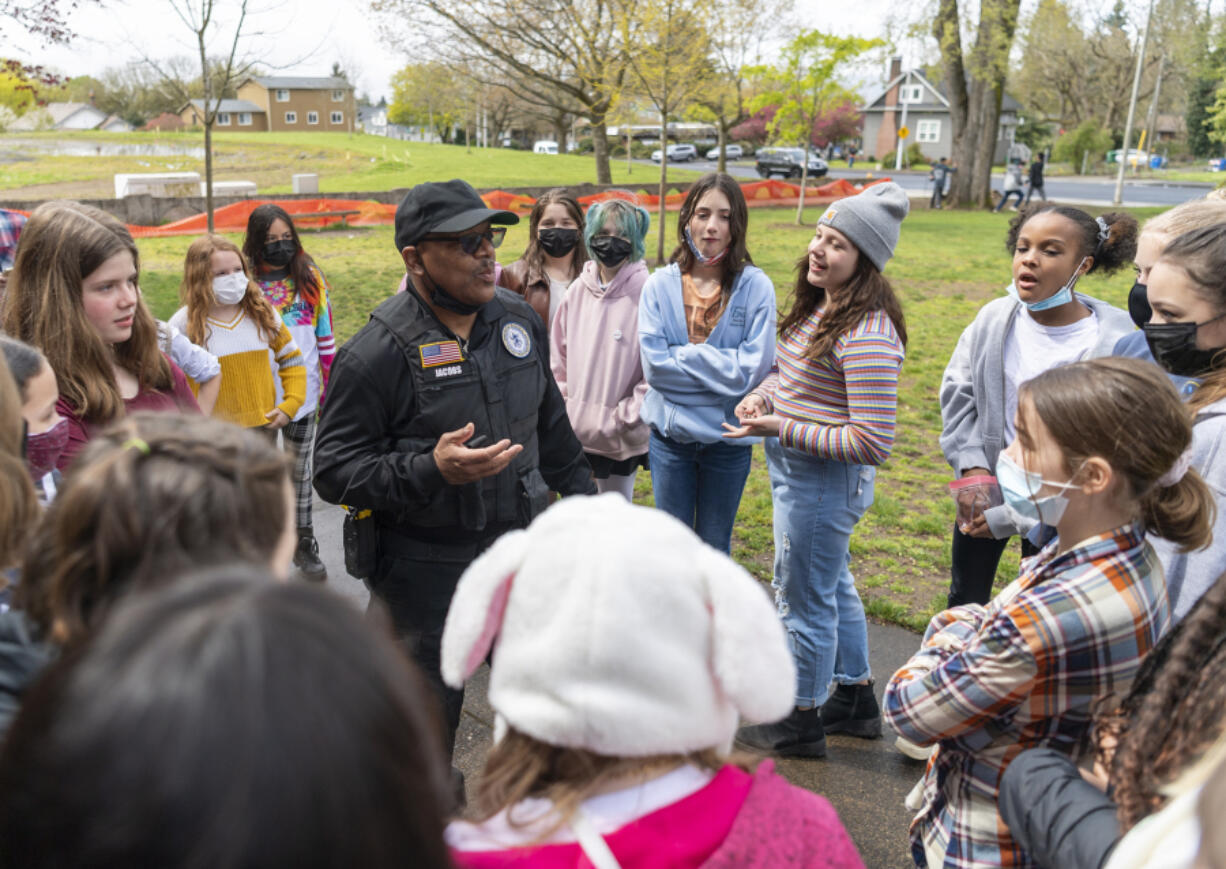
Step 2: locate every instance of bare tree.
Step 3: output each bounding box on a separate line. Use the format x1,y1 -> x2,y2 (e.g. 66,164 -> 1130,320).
374,0 -> 636,183
135,0 -> 259,231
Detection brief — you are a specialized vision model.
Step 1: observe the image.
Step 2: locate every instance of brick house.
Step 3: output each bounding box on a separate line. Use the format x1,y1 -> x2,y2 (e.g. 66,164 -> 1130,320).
235,76 -> 355,133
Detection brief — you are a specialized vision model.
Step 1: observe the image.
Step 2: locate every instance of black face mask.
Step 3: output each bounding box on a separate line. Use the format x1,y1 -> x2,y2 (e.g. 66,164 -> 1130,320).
1128,280 -> 1152,329
538,228 -> 580,258
588,235 -> 634,268
419,262 -> 483,316
263,239 -> 296,268
1144,312 -> 1226,377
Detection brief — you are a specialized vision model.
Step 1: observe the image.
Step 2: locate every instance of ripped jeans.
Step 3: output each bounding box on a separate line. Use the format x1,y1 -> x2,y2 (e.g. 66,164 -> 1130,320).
765,438 -> 874,707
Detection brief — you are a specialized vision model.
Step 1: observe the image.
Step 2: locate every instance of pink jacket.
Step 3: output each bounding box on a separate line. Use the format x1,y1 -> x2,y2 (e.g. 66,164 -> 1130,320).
549,259 -> 650,461
450,761 -> 865,869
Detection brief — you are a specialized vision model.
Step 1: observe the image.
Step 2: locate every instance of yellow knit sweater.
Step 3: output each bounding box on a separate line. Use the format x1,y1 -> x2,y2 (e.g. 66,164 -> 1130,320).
169,307 -> 307,428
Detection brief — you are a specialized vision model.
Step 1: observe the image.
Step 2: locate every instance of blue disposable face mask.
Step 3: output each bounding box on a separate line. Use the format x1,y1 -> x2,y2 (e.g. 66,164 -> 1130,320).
995,452 -> 1082,525
1006,256 -> 1089,312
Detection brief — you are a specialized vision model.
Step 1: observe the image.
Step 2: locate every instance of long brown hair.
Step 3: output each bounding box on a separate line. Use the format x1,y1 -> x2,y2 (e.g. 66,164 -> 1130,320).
1,201 -> 172,424
518,188 -> 588,282
1020,357 -> 1214,551
474,727 -> 741,837
1104,572 -> 1226,831
778,252 -> 908,360
179,235 -> 283,346
16,412 -> 291,646
0,353 -> 39,572
1155,224 -> 1226,413
671,173 -> 753,304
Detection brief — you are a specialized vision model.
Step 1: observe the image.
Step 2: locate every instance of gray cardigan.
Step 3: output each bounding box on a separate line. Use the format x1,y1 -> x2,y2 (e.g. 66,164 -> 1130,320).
939,292 -> 1135,476
1154,396 -> 1226,620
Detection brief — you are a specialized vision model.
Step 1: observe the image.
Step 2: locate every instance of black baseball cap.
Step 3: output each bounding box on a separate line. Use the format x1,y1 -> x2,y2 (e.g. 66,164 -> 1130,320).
394,179 -> 519,251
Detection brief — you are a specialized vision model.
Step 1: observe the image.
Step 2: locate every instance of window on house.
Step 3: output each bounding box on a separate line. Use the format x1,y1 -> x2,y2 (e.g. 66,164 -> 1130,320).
238,112 -> 252,125
900,84 -> 923,104
307,111 -> 319,125
916,119 -> 941,143
332,89 -> 344,101
330,111 -> 343,124
216,112 -> 231,125
285,111 -> 297,124
276,88 -> 290,102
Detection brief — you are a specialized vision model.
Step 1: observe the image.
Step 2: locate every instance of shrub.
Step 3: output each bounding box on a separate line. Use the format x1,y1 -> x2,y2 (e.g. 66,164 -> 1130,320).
1052,121 -> 1113,173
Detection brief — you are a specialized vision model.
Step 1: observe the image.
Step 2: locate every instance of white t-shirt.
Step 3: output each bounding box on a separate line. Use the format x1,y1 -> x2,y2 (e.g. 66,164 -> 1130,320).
1003,308 -> 1099,443
548,277 -> 570,327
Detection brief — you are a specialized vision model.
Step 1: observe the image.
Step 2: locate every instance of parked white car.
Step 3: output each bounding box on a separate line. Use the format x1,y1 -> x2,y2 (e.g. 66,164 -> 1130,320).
533,140 -> 559,154
706,144 -> 744,160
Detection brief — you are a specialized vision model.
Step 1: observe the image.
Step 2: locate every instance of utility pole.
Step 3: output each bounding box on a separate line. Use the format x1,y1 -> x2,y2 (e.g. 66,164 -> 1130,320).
1113,0 -> 1156,205
894,69 -> 911,172
1141,54 -> 1166,169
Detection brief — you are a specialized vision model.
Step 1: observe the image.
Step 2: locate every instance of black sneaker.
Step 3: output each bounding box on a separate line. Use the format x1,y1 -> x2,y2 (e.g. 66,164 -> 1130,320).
293,533 -> 327,581
735,707 -> 826,758
820,681 -> 882,739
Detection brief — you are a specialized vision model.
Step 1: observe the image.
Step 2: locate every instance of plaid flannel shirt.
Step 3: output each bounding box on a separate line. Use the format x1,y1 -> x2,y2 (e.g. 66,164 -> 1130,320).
884,524 -> 1169,868
0,209 -> 26,271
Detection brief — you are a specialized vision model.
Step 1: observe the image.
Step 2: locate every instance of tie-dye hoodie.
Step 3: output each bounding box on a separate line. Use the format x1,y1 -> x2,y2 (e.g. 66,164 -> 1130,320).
257,262 -> 336,419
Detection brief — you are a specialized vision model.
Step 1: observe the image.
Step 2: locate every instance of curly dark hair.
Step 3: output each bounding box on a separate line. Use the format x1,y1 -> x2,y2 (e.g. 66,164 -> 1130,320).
1103,572 -> 1226,830
1004,204 -> 1139,275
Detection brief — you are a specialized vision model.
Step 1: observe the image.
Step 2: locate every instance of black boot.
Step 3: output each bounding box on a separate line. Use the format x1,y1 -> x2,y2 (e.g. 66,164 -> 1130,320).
735,706 -> 826,758
820,681 -> 882,739
293,530 -> 327,581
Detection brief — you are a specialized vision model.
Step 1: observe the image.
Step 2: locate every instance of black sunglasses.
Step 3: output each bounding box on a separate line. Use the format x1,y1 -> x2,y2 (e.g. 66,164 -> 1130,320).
424,227 -> 506,255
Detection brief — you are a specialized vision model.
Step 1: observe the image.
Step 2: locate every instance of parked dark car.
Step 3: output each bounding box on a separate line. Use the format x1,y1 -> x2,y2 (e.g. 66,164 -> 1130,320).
755,147 -> 829,179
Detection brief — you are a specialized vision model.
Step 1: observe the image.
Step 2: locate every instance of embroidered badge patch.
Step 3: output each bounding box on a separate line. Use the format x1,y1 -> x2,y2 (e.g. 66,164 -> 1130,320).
501,322 -> 531,358
419,340 -> 464,368
820,207 -> 837,224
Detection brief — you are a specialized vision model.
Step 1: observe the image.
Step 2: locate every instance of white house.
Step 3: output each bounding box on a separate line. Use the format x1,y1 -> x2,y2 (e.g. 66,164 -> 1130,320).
9,102 -> 126,132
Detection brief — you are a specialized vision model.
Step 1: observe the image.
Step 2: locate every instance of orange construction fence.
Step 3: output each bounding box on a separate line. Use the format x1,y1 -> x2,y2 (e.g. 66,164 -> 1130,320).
8,177 -> 893,239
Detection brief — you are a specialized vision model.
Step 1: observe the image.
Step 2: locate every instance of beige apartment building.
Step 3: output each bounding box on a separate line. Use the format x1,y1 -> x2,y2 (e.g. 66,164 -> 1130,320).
236,76 -> 356,133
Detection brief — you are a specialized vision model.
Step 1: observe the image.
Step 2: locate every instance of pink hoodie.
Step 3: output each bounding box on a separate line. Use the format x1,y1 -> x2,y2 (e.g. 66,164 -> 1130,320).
550,258 -> 650,461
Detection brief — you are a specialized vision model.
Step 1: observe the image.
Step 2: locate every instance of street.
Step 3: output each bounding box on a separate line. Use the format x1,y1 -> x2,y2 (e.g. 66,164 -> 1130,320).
311,494 -> 924,868
630,158 -> 1214,208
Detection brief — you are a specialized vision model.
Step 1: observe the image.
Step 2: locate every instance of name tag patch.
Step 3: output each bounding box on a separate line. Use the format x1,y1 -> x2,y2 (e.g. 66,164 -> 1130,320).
433,364 -> 464,379
419,340 -> 464,368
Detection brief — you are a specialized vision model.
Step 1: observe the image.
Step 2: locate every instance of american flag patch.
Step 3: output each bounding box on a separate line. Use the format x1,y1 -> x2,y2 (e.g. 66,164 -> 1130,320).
419,340 -> 464,367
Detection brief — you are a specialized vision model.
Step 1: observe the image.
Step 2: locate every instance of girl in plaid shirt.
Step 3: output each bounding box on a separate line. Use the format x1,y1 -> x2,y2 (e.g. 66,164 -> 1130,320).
885,358 -> 1213,868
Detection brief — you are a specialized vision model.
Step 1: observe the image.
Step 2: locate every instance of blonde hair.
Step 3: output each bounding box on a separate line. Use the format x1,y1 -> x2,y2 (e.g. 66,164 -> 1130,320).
1019,357 -> 1214,551
1141,199 -> 1226,242
474,727 -> 744,836
179,235 -> 282,347
1,201 -> 172,424
0,353 -> 40,572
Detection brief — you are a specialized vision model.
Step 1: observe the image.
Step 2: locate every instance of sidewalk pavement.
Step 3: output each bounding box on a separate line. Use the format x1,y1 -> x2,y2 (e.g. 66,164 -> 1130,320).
312,495 -> 926,868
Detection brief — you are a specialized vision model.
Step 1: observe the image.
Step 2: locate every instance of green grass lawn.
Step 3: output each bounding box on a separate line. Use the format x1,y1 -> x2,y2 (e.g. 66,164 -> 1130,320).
0,131 -> 702,200
134,202 -> 1168,632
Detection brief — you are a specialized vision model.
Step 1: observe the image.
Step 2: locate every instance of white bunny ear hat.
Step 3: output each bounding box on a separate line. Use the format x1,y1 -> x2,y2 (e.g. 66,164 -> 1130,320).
441,493 -> 796,757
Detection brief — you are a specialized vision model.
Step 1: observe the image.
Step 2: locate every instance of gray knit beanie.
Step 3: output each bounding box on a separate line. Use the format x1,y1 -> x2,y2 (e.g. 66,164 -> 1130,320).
817,181 -> 909,272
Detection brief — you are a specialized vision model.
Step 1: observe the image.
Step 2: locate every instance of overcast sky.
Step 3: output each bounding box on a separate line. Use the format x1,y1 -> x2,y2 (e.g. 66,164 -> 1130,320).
12,0 -> 903,102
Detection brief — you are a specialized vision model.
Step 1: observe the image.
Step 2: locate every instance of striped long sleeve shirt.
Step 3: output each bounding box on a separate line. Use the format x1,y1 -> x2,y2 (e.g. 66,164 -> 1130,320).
756,308 -> 904,465
883,524 -> 1169,868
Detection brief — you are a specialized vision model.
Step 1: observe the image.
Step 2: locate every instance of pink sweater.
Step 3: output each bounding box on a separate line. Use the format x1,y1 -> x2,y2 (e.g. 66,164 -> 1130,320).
450,761 -> 864,869
549,259 -> 651,461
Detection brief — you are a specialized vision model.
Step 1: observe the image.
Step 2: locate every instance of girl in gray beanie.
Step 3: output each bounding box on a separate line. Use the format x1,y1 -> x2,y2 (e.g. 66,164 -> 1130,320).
724,181 -> 908,757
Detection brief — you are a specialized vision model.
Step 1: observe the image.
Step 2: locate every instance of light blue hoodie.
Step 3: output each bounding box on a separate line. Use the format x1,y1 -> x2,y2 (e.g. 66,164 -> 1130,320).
638,263 -> 776,445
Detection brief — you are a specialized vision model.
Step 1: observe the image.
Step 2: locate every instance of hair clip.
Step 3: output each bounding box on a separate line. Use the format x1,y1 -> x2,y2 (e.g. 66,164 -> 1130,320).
121,437 -> 151,455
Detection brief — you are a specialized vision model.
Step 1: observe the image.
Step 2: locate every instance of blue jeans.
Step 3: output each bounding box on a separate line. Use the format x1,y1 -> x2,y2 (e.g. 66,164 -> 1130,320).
766,438 -> 874,706
648,431 -> 752,554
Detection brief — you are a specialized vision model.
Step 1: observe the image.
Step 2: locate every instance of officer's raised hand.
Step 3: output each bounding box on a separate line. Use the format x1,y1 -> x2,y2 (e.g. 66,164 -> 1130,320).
434,422 -> 524,484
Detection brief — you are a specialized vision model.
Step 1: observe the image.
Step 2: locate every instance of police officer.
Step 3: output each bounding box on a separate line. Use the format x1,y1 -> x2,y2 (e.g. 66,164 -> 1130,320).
314,179 -> 595,755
